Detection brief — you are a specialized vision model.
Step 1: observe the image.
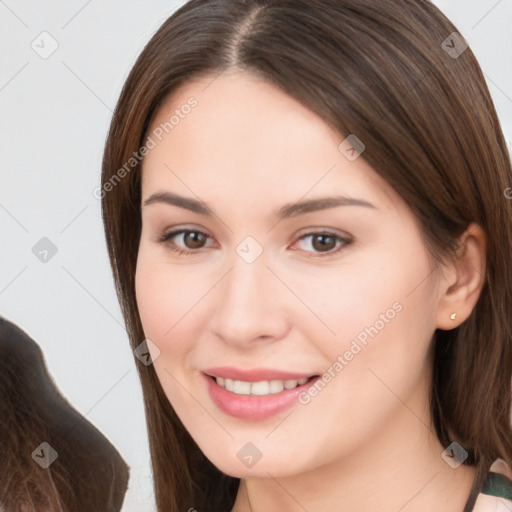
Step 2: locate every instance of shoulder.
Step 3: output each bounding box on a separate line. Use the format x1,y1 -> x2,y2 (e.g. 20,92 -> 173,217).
472,459 -> 512,512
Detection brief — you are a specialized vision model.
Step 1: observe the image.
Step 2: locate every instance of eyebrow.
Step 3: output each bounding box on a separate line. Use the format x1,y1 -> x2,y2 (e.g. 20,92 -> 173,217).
142,191 -> 376,219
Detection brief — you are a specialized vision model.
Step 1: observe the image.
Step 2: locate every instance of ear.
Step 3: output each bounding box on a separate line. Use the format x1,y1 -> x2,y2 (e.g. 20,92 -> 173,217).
435,223 -> 487,330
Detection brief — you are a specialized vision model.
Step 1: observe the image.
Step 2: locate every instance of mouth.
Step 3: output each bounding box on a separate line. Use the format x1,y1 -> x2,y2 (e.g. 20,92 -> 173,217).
202,370 -> 321,421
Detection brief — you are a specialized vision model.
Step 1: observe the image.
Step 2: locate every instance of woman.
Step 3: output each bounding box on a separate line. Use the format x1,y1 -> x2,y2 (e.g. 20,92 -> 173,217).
100,1 -> 512,511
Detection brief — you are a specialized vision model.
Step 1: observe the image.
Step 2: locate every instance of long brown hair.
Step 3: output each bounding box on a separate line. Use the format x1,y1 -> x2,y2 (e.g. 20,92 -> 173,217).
0,316 -> 130,511
100,1 -> 512,511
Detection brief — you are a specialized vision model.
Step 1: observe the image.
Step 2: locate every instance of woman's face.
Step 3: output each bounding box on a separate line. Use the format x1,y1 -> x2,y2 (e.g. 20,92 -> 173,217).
135,70 -> 446,478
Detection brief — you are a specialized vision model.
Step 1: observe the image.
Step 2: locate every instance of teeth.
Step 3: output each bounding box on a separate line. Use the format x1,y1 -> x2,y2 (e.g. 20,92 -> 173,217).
251,380 -> 270,395
233,380 -> 251,394
269,380 -> 285,393
284,379 -> 298,389
215,376 -> 311,396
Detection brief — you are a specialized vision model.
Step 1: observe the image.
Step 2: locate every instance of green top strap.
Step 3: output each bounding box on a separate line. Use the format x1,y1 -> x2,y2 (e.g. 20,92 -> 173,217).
481,471 -> 512,501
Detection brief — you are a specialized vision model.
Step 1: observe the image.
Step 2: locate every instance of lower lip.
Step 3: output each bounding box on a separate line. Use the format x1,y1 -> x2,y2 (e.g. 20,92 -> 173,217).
202,373 -> 320,421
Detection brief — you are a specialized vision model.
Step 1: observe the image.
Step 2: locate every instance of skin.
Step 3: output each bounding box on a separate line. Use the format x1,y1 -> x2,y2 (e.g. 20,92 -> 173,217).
135,70 -> 486,512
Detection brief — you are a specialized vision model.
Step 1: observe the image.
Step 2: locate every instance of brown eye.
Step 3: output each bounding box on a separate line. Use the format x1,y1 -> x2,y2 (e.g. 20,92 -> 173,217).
181,231 -> 207,249
294,231 -> 352,257
157,229 -> 211,254
311,234 -> 337,252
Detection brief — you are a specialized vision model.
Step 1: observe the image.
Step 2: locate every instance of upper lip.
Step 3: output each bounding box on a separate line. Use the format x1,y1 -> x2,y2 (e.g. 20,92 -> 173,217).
203,366 -> 318,382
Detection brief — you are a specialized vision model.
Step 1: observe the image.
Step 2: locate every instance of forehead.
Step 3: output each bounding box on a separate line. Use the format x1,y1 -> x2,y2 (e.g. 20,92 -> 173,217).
141,70 -> 402,214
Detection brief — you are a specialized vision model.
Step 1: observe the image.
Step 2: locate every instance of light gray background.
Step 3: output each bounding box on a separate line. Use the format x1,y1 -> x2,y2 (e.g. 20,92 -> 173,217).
1,1 -> 511,511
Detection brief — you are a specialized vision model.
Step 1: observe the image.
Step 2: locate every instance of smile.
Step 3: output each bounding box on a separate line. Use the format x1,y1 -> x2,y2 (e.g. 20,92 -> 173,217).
202,370 -> 320,421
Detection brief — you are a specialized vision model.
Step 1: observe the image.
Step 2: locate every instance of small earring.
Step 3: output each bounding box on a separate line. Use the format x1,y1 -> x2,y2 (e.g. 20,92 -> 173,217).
450,313 -> 457,320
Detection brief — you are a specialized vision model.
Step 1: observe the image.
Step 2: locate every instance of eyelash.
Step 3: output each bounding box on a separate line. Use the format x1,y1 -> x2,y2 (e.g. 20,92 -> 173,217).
156,229 -> 352,258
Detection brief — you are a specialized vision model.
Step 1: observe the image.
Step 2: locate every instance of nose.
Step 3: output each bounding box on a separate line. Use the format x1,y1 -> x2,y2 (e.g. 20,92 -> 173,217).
210,247 -> 290,349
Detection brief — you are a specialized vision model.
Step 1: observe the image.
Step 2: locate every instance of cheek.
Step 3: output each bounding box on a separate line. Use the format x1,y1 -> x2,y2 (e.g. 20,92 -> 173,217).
135,255 -> 166,339
301,244 -> 437,406
340,262 -> 435,395
296,252 -> 427,358
135,253 -> 199,411
135,243 -> 221,378
134,249 -> 193,356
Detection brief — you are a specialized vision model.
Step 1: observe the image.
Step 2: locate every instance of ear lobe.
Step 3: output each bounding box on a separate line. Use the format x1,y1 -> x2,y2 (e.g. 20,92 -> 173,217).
435,223 -> 487,330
